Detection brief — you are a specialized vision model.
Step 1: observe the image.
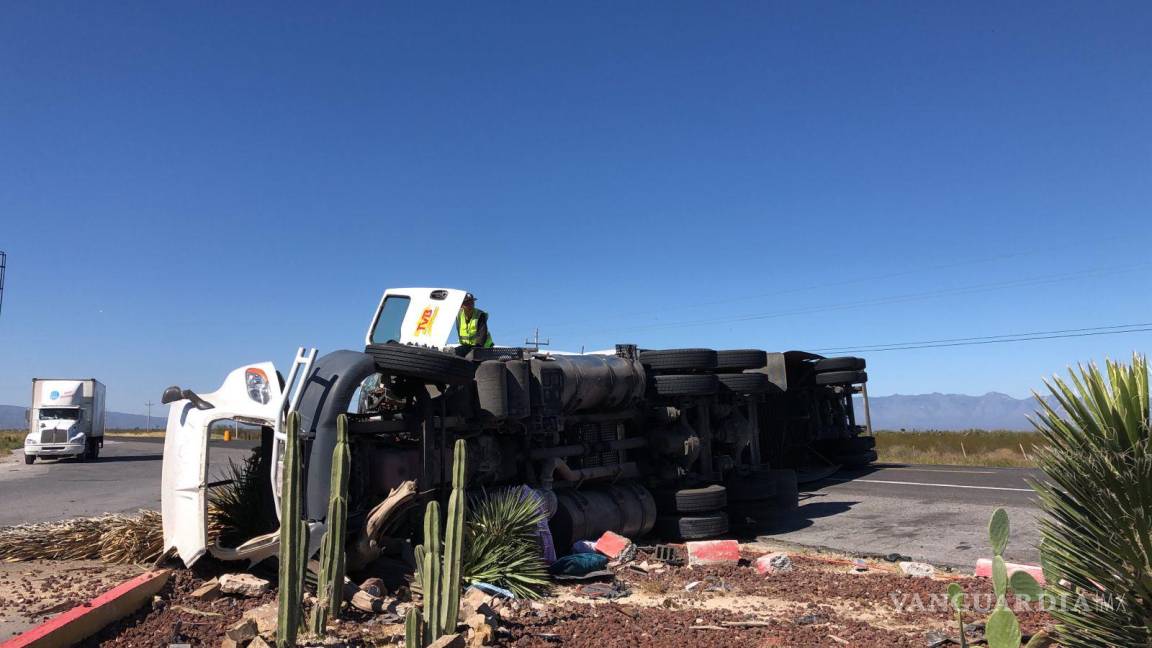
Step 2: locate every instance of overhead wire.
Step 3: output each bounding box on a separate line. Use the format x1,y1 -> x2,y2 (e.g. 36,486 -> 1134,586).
808,322 -> 1152,354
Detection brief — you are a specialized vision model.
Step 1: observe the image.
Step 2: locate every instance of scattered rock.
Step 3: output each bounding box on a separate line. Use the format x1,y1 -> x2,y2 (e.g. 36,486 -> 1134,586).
359,577 -> 386,597
754,552 -> 793,576
686,540 -> 741,566
925,629 -> 955,647
219,573 -> 271,597
460,586 -> 494,617
242,602 -> 278,635
899,561 -> 936,579
225,617 -> 257,643
849,559 -> 869,574
463,612 -> 495,647
249,637 -> 273,648
190,579 -> 222,601
428,633 -> 465,648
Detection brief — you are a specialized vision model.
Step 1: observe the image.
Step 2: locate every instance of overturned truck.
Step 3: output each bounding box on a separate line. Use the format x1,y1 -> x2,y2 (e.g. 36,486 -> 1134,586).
160,287 -> 871,566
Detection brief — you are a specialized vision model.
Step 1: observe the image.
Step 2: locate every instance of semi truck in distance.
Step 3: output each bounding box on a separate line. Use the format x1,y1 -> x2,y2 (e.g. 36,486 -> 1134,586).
24,378 -> 107,464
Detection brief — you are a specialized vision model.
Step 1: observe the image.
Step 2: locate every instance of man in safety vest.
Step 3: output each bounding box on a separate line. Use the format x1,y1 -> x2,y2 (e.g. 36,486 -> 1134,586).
457,293 -> 494,350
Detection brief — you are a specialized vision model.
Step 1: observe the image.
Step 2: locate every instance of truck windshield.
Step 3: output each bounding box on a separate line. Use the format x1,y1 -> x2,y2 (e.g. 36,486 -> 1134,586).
40,408 -> 80,420
370,295 -> 410,344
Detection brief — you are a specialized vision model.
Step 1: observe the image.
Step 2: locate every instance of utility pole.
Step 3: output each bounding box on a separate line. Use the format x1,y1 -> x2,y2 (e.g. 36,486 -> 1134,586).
524,328 -> 550,351
145,401 -> 154,432
0,251 -> 7,319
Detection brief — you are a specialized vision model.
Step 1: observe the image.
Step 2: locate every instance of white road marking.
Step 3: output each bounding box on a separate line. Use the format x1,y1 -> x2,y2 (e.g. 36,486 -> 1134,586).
877,467 -> 996,474
826,477 -> 1034,493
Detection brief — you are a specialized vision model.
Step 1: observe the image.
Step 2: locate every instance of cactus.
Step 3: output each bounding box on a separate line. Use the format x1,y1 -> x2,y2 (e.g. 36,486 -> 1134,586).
404,606 -> 423,648
277,411 -> 308,648
947,508 -> 1049,648
309,414 -> 351,635
407,439 -> 467,647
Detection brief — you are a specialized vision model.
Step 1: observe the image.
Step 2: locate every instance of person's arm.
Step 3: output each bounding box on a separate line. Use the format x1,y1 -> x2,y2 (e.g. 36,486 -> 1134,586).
475,311 -> 490,345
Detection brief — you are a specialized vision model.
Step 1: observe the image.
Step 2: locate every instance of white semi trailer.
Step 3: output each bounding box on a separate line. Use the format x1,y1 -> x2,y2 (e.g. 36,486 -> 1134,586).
24,378 -> 107,464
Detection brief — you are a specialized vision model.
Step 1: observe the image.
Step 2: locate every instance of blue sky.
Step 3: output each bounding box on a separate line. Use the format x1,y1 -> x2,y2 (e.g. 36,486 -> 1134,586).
1,2 -> 1149,414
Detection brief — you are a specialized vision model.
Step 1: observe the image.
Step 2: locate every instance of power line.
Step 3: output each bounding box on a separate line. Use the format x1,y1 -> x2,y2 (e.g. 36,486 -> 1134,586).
574,262 -> 1149,337
541,235 -> 1136,330
808,323 -> 1152,354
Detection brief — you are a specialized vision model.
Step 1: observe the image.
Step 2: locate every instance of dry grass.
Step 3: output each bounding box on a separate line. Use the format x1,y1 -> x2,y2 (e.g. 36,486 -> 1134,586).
0,431 -> 22,456
875,429 -> 1045,467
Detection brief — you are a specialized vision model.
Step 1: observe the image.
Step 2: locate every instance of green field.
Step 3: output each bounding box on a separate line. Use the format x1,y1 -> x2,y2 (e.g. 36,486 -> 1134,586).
875,429 -> 1045,467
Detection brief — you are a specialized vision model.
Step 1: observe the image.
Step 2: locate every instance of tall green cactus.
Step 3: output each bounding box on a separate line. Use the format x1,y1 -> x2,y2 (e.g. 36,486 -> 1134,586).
278,411 -> 308,648
309,414 -> 351,635
406,439 -> 467,648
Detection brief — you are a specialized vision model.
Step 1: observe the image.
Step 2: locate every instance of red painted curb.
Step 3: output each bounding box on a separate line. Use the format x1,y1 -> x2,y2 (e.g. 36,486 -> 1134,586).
1,569 -> 170,648
974,558 -> 1045,586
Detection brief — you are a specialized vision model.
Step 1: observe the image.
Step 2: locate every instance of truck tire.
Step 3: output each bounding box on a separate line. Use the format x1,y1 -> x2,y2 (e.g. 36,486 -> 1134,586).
814,356 -> 866,373
89,439 -> 100,461
833,449 -> 878,467
23,454 -> 34,465
814,370 -> 867,386
655,511 -> 729,541
725,469 -> 778,502
653,374 -> 719,397
653,485 -> 727,514
366,342 -> 475,385
769,469 -> 799,511
716,373 -> 770,394
639,348 -> 717,372
715,349 -> 767,371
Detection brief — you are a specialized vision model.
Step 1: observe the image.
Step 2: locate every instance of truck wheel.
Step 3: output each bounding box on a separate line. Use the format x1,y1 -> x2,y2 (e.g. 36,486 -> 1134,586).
814,370 -> 867,386
716,373 -> 770,394
23,454 -> 34,465
768,469 -> 799,511
653,484 -> 727,514
833,449 -> 878,467
724,469 -> 778,502
653,374 -> 719,397
639,348 -> 717,372
366,342 -> 475,384
715,349 -> 767,371
814,356 -> 866,373
655,511 -> 729,541
820,436 -> 875,454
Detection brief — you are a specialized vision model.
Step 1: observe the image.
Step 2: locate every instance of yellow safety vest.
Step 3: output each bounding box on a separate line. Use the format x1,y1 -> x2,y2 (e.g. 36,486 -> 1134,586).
457,309 -> 494,347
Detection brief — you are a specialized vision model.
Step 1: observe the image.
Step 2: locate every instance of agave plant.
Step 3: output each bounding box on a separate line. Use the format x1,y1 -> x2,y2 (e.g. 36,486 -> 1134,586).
1029,354 -> 1151,648
207,448 -> 277,548
461,487 -> 550,599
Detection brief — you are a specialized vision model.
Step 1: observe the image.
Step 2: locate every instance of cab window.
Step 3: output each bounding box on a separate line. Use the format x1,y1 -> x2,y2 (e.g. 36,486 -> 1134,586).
370,296 -> 411,344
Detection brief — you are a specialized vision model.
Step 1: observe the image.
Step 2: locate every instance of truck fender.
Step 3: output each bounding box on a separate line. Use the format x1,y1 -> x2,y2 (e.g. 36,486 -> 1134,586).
296,350 -> 378,521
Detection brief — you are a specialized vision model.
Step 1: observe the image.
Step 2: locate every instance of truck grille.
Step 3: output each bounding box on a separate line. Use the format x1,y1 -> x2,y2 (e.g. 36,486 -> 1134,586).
40,429 -> 69,444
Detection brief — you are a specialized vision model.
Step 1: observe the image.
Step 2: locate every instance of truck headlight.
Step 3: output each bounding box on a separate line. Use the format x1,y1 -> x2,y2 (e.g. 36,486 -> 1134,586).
246,368 -> 270,404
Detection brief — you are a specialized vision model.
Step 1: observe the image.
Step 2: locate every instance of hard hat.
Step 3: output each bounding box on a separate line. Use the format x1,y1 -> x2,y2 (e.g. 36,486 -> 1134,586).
463,292 -> 477,303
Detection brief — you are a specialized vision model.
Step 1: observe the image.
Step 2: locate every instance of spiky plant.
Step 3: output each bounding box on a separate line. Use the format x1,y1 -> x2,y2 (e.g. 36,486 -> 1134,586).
310,415 -> 351,636
1029,354 -> 1151,648
461,487 -> 550,599
278,411 -> 308,648
207,448 -> 277,548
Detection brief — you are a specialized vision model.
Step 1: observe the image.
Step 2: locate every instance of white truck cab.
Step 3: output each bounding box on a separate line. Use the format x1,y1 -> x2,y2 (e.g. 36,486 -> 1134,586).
24,378 -> 107,464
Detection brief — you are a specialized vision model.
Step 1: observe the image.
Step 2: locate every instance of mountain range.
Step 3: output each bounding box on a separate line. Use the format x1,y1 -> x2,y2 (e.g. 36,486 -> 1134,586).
3,392 -> 1048,432
859,392 -> 1050,431
0,405 -> 161,430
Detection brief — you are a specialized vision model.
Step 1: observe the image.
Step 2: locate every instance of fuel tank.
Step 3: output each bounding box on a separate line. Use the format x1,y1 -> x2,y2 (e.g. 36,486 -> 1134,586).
530,354 -> 646,413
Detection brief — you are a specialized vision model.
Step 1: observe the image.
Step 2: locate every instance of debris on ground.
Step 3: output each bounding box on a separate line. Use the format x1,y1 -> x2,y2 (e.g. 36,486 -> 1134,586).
753,552 -> 793,576
898,561 -> 936,578
549,553 -> 609,577
685,539 -> 741,566
219,572 -> 271,597
592,531 -> 635,561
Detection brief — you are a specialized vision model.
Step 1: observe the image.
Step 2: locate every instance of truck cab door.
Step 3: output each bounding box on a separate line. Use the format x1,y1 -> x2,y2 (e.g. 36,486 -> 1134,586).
161,362 -> 282,566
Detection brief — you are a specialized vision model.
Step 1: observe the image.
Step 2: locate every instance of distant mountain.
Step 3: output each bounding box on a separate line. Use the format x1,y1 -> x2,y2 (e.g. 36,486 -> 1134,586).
858,392 -> 1053,431
0,405 -> 160,430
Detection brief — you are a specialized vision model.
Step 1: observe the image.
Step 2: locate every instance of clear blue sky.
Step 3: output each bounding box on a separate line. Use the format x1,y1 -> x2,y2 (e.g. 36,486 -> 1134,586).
1,2 -> 1149,415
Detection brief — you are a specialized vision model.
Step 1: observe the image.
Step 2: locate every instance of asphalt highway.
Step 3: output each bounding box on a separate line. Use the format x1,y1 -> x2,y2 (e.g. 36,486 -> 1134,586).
0,437 -> 255,526
1,441 -> 1044,568
767,463 -> 1043,567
